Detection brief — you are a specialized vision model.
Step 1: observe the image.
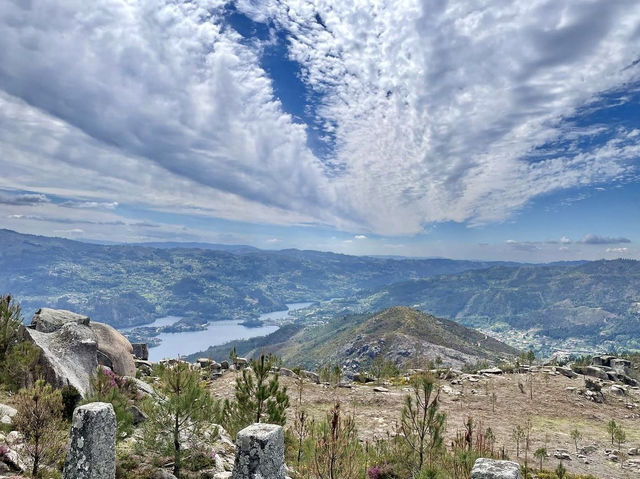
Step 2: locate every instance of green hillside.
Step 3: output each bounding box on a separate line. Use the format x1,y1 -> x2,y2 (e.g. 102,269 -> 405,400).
189,306 -> 519,370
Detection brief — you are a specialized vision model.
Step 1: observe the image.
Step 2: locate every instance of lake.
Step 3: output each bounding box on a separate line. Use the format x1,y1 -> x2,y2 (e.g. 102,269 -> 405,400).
144,302 -> 313,361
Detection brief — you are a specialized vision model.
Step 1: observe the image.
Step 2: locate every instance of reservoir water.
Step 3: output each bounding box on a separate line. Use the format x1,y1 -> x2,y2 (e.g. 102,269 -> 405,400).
144,302 -> 313,361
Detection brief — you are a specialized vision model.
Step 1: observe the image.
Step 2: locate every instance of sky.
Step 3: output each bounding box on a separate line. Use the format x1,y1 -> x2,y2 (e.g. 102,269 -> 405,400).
0,0 -> 639,261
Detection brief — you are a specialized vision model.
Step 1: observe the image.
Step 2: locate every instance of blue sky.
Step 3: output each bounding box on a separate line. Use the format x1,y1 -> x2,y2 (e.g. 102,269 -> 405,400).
0,0 -> 639,261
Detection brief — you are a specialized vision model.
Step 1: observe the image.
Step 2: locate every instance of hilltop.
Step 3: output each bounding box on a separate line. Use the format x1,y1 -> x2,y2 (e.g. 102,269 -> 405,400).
188,307 -> 518,370
307,260 -> 640,354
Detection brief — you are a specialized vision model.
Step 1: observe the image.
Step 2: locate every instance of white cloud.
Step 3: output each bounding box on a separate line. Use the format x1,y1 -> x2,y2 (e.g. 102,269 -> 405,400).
354,234 -> 367,240
0,0 -> 639,238
606,247 -> 628,253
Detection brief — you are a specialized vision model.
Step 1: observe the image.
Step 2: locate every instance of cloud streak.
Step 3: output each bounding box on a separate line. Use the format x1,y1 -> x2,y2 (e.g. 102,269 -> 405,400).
0,0 -> 639,238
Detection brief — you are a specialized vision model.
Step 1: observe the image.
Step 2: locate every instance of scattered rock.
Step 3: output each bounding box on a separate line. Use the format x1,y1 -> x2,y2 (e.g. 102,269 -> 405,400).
124,376 -> 159,399
553,449 -> 571,460
300,371 -> 320,384
471,458 -> 521,479
232,423 -> 285,479
132,343 -> 149,360
277,368 -> 298,378
556,367 -> 578,379
373,387 -> 389,393
221,361 -> 230,369
128,405 -> 148,426
1,446 -> 26,472
152,469 -> 177,479
478,367 -> 503,375
63,402 -> 116,479
629,447 -> 639,456
579,444 -> 597,455
0,403 -> 17,418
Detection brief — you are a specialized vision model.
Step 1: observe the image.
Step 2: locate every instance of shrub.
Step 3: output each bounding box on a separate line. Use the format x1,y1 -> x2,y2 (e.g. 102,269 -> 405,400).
13,379 -> 66,477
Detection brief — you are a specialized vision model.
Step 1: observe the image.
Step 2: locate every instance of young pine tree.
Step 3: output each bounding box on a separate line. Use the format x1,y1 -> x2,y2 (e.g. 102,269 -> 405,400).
0,294 -> 22,362
224,352 -> 289,435
13,379 -> 66,478
399,372 -> 446,473
143,362 -> 217,478
312,402 -> 362,479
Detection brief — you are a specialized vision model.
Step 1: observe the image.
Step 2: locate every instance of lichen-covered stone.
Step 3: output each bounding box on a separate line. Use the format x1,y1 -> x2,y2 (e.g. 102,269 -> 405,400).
232,424 -> 285,479
471,458 -> 521,479
63,402 -> 116,479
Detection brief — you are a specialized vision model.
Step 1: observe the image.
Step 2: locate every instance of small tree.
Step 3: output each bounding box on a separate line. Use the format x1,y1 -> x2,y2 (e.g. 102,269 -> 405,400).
312,402 -> 361,479
399,373 -> 445,472
0,294 -> 22,362
534,447 -> 547,471
13,379 -> 66,477
613,426 -> 626,452
1,341 -> 41,390
555,461 -> 566,479
143,362 -> 217,478
224,352 -> 289,435
570,427 -> 582,453
607,419 -> 617,445
511,425 -> 525,457
86,367 -> 134,438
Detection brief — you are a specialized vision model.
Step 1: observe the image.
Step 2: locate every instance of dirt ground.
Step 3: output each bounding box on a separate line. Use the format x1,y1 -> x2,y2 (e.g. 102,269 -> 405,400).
209,370 -> 640,479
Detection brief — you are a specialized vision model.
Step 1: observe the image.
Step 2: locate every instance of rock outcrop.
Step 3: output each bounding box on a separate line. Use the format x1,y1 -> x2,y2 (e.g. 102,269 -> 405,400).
471,458 -> 521,479
63,402 -> 116,479
90,322 -> 136,377
19,308 -> 137,396
20,320 -> 98,396
232,423 -> 285,479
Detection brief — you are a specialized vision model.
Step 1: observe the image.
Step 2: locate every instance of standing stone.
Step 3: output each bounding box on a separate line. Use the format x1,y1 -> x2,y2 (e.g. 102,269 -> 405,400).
63,402 -> 116,479
471,458 -> 521,479
232,424 -> 285,479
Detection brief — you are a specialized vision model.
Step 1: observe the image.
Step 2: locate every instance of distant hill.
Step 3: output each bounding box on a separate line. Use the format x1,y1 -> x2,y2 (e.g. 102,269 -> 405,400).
188,306 -> 519,370
310,260 -> 640,353
0,229 -> 513,328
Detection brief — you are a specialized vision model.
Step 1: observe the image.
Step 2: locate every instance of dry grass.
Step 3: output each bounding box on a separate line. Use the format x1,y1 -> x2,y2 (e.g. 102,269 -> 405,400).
209,370 -> 640,479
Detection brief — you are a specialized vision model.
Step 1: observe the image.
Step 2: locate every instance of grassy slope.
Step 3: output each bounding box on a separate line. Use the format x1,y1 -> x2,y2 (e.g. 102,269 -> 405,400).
188,306 -> 518,368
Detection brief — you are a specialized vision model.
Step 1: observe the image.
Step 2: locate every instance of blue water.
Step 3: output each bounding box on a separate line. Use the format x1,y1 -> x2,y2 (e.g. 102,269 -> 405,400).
146,302 -> 313,361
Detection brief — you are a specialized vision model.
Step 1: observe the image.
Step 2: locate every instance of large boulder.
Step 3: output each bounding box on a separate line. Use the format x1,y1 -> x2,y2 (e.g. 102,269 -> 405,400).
90,322 -> 136,377
19,321 -> 98,396
31,308 -> 90,333
20,308 -> 137,395
471,458 -> 521,479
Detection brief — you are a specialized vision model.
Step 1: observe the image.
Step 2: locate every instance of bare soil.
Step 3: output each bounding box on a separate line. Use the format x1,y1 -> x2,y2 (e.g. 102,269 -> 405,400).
209,370 -> 640,479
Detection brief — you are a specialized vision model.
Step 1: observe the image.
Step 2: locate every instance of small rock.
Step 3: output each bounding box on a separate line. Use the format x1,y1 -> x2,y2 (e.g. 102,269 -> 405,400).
128,405 -> 148,426
0,403 -> 17,418
152,469 -> 177,479
373,387 -> 389,393
471,458 -> 521,479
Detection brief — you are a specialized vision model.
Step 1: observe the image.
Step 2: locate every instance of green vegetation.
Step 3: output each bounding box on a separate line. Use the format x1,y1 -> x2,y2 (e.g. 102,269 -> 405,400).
0,229 -> 505,330
0,294 -> 21,361
141,362 -> 218,478
222,353 -> 290,436
13,379 -> 66,477
86,367 -> 136,439
399,373 -> 445,473
191,307 -> 518,370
